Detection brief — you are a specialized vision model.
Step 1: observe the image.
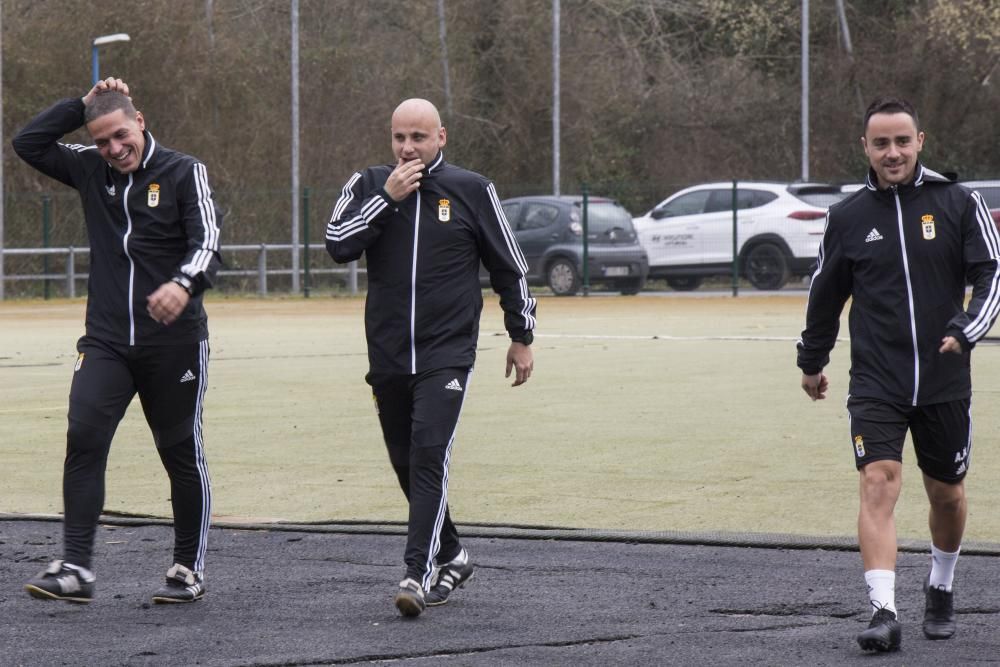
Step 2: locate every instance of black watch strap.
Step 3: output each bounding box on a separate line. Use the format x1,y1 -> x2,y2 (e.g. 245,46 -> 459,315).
171,275 -> 194,295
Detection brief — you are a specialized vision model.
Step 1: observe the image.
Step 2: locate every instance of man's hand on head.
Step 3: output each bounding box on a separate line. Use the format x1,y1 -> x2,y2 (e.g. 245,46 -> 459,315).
83,78 -> 131,106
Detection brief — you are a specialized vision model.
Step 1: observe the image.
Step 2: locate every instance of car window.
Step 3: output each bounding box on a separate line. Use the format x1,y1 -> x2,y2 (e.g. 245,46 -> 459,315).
794,192 -> 845,207
519,203 -> 561,230
974,186 -> 1000,209
579,202 -> 635,233
656,191 -> 711,217
501,202 -> 521,225
704,189 -> 775,213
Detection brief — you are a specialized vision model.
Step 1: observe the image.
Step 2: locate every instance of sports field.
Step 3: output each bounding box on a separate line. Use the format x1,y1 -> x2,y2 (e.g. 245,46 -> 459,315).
4,293 -> 1000,543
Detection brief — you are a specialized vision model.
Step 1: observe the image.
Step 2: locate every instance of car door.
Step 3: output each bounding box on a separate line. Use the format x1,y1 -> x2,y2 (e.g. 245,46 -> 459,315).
636,191 -> 710,266
699,188 -> 769,264
514,201 -> 564,277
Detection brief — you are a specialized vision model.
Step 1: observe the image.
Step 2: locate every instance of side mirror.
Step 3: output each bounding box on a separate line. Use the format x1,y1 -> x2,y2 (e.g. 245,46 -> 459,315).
651,208 -> 669,220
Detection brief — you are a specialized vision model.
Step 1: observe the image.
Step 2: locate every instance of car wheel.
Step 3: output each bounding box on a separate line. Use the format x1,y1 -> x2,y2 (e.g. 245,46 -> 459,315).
619,278 -> 643,296
666,276 -> 703,291
547,258 -> 580,296
745,243 -> 790,290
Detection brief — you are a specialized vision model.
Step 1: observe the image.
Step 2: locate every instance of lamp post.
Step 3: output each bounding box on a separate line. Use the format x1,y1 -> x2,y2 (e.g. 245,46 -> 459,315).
91,33 -> 131,85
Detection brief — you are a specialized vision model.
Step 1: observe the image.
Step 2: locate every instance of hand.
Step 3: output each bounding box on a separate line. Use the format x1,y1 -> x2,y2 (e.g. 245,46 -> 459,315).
146,281 -> 190,326
939,336 -> 963,354
83,77 -> 131,106
505,342 -> 534,387
383,157 -> 424,202
801,372 -> 828,401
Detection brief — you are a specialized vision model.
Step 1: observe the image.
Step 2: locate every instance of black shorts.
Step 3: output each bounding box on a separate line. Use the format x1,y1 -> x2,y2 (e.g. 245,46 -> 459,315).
846,396 -> 972,483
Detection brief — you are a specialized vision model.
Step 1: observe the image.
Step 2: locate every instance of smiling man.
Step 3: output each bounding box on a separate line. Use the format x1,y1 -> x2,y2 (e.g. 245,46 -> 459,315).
797,97 -> 1000,652
326,98 -> 536,617
12,77 -> 222,604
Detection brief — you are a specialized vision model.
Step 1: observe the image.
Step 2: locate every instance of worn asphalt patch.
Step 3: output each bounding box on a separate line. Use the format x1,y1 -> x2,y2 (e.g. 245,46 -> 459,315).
2,519 -> 999,666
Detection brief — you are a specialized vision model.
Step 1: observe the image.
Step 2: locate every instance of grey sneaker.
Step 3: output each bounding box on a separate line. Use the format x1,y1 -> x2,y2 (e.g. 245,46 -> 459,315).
426,550 -> 474,606
151,563 -> 205,604
394,577 -> 426,617
25,560 -> 95,603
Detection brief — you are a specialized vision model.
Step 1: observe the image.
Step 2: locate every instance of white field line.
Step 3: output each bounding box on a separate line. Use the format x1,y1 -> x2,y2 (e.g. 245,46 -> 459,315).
491,332 -> 850,343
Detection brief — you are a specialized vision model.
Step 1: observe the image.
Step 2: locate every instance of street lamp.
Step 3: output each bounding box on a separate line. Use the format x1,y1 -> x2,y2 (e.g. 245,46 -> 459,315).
91,33 -> 131,85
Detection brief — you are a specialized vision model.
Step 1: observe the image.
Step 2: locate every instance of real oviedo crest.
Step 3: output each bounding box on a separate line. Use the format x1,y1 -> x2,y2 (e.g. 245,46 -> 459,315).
921,214 -> 935,240
148,183 -> 160,208
438,199 -> 451,223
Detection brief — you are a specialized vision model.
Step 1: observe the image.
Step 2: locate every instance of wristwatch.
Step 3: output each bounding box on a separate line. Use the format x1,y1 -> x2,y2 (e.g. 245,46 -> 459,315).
171,275 -> 194,296
511,331 -> 533,346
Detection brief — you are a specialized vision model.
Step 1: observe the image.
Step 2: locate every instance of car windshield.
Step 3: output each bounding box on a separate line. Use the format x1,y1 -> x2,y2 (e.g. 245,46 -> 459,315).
577,202 -> 634,233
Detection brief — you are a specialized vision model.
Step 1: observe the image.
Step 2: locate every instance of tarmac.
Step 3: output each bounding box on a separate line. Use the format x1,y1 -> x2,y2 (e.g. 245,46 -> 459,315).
2,517 -> 999,666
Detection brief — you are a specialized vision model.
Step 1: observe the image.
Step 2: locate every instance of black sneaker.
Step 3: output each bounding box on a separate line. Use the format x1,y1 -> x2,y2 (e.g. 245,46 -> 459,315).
394,578 -> 426,617
923,580 -> 956,640
426,551 -> 474,606
24,560 -> 95,603
857,608 -> 901,652
151,563 -> 205,604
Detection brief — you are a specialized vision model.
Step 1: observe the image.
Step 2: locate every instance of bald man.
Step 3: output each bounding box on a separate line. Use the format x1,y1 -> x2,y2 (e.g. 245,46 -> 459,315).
326,99 -> 536,617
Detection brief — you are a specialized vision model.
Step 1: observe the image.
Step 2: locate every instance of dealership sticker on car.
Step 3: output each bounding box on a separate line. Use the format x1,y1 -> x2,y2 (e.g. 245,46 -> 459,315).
604,266 -> 629,276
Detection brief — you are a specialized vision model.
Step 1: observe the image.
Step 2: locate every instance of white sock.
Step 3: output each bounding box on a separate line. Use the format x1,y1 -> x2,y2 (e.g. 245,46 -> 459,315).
929,544 -> 960,591
864,569 -> 896,616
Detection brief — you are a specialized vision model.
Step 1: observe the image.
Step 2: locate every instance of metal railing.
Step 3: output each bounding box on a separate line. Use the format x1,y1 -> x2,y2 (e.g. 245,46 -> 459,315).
0,244 -> 363,298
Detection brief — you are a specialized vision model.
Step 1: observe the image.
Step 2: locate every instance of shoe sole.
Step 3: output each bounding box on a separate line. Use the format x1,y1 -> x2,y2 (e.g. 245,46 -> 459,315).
24,584 -> 92,604
425,571 -> 475,607
152,593 -> 205,604
394,593 -> 425,617
857,637 -> 900,653
923,627 -> 956,640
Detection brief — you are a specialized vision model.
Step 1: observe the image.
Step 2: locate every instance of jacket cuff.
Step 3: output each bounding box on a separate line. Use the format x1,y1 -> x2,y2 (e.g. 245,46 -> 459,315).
377,187 -> 399,207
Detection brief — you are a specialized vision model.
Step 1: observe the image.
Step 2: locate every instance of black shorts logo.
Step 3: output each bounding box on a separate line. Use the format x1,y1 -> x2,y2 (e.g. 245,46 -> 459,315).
854,434 -> 865,457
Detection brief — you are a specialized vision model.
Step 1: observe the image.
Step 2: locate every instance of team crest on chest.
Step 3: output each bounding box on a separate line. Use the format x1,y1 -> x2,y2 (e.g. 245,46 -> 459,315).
921,214 -> 936,240
148,183 -> 160,208
438,199 -> 451,223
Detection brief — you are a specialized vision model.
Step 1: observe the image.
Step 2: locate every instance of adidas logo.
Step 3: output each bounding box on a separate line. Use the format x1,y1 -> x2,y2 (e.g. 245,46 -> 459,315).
445,378 -> 463,392
865,228 -> 884,243
105,184 -> 116,197
180,369 -> 196,383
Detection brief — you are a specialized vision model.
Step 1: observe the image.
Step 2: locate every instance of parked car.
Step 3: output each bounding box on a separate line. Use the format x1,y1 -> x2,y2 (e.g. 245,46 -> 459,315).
961,180 -> 1000,226
631,181 -> 845,290
487,195 -> 649,296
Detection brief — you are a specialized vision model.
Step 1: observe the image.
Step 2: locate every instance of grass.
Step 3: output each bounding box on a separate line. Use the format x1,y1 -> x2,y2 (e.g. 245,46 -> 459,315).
3,293 -> 1000,543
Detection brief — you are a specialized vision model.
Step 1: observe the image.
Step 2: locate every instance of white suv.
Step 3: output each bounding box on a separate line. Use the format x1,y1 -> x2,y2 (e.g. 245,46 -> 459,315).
632,181 -> 845,290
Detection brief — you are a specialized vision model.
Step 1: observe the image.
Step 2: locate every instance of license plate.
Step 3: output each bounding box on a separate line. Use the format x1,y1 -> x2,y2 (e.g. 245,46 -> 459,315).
604,266 -> 629,277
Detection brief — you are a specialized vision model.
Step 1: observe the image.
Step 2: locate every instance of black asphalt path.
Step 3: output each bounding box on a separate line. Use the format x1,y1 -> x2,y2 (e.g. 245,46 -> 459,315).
2,517 -> 999,666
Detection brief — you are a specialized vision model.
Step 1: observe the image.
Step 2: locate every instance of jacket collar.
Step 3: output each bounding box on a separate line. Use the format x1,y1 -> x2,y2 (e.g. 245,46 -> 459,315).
425,151 -> 444,175
139,130 -> 157,170
864,162 -> 950,193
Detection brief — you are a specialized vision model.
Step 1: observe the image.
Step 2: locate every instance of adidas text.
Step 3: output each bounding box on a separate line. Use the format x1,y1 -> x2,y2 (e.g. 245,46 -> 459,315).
865,228 -> 884,243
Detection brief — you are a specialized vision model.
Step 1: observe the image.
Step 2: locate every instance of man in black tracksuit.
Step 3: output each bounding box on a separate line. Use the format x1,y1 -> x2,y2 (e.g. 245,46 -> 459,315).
13,78 -> 222,604
798,97 -> 1000,652
326,98 -> 536,617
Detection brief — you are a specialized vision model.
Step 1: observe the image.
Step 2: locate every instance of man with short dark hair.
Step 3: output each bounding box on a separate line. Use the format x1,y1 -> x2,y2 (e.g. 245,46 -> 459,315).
13,77 -> 222,604
798,95 -> 1000,652
326,98 -> 536,617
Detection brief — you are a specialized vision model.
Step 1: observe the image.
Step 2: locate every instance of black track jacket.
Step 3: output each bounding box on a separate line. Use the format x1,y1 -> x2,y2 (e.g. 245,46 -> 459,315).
13,98 -> 222,346
326,152 -> 537,374
797,164 -> 1000,405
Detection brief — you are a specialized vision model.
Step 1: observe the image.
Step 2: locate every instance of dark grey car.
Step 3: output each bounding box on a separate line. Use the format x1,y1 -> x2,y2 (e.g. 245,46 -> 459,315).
492,195 -> 649,296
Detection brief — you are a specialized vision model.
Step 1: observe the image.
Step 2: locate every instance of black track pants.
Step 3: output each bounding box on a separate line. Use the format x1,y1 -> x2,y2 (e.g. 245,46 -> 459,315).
367,367 -> 472,589
63,336 -> 212,573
